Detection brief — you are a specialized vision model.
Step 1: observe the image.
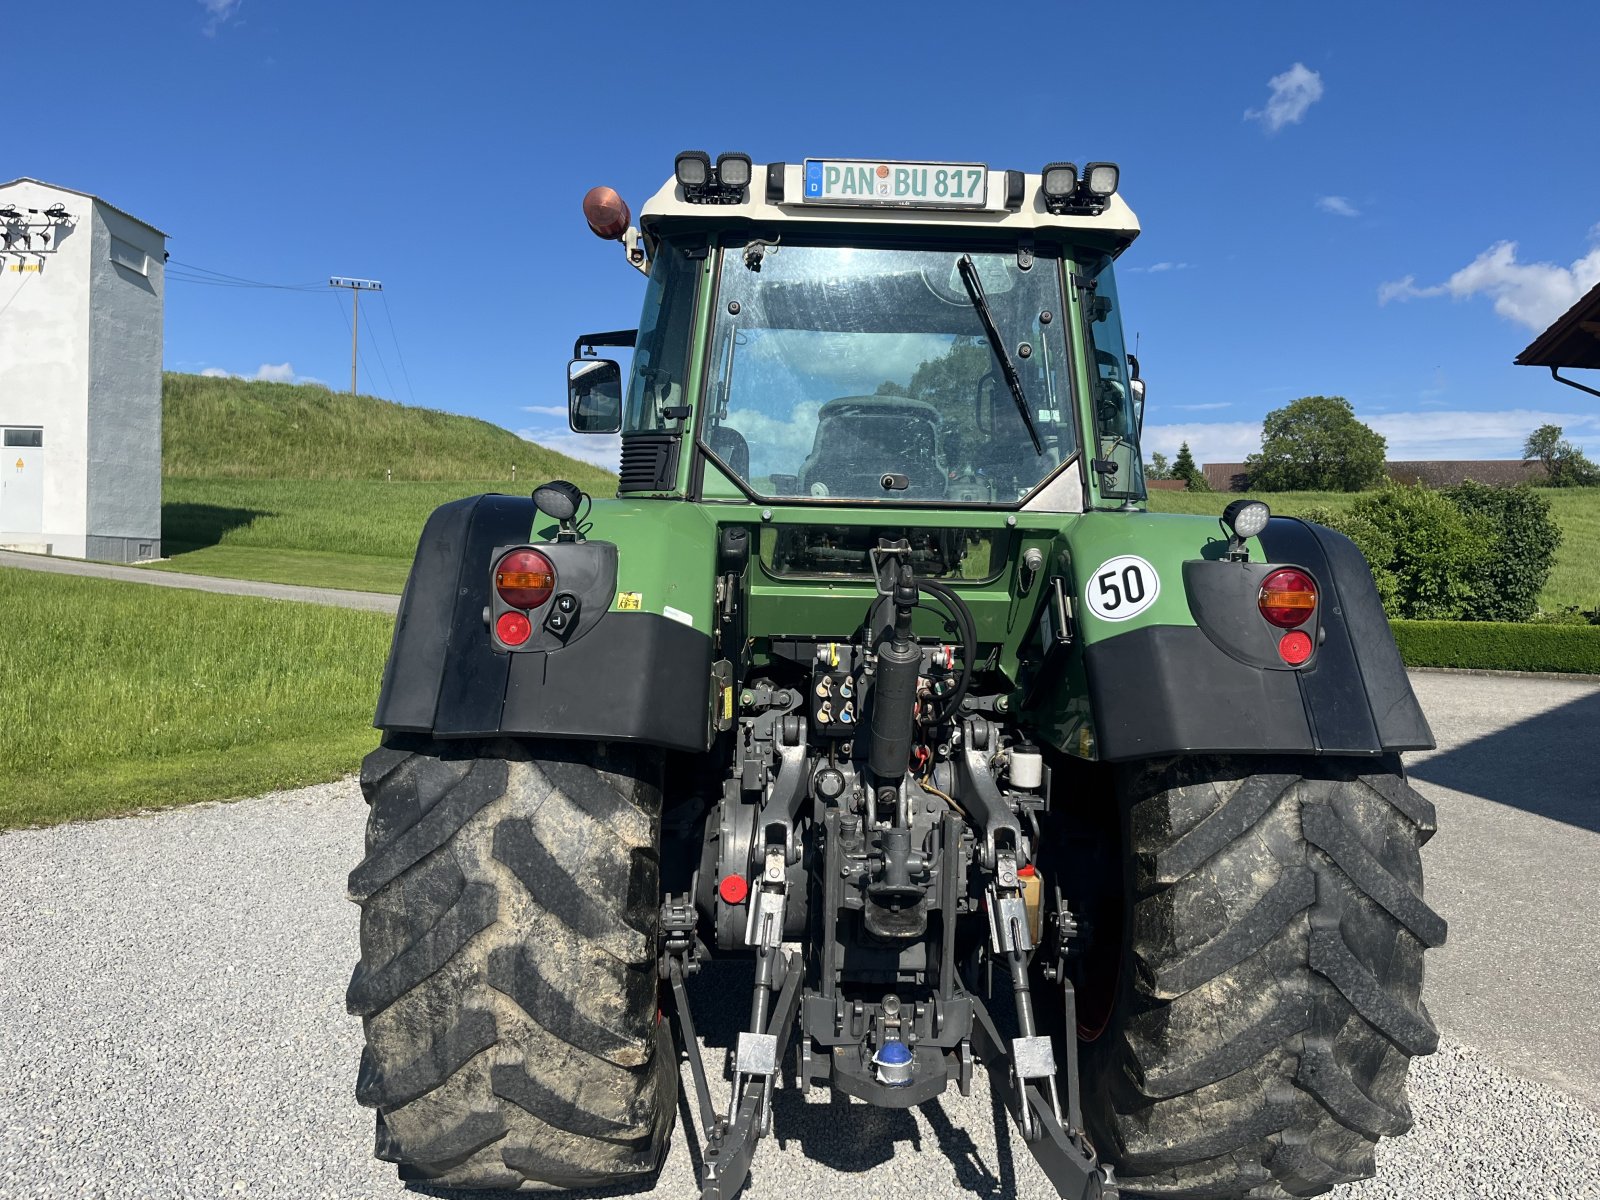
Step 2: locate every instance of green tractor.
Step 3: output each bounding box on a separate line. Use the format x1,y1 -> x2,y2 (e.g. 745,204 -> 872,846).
347,154 -> 1444,1199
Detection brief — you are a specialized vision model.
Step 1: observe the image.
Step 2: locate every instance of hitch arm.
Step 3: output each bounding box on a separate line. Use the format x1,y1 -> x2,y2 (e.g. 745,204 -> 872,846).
696,953 -> 805,1200
969,992 -> 1116,1200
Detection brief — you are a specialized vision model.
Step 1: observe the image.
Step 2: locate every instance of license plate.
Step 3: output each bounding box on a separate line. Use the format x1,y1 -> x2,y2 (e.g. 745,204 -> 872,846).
802,159 -> 988,209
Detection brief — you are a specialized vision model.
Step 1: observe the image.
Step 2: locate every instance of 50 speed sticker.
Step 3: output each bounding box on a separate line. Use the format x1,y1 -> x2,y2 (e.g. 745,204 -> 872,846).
1085,555 -> 1160,622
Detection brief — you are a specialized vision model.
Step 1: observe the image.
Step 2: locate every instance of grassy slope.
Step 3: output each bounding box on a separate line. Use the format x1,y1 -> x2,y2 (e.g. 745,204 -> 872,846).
148,373 -> 615,591
0,569 -> 392,829
162,372 -> 615,486
1147,487 -> 1600,611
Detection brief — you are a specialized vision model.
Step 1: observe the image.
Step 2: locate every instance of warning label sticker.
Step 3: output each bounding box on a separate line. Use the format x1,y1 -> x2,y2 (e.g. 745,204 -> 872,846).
616,592 -> 643,611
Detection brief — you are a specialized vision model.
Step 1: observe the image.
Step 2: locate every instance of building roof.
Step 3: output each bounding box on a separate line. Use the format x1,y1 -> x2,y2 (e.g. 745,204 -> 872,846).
0,177 -> 168,239
1515,280 -> 1600,370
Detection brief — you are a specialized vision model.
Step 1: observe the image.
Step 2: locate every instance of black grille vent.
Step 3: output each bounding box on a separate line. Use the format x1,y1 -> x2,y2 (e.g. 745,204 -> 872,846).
619,432 -> 678,492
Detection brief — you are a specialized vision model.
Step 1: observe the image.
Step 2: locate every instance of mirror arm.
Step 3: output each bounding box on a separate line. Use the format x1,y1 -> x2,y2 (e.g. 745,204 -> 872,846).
622,226 -> 650,276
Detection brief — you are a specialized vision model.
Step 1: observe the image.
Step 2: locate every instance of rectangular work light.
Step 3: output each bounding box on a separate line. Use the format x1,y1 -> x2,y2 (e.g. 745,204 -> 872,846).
716,152 -> 752,190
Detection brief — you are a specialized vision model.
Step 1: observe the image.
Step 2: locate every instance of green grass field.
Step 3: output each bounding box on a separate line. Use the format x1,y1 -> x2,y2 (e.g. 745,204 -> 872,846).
162,372 -> 615,487
0,569 -> 392,829
145,373 -> 617,591
1147,487 -> 1600,612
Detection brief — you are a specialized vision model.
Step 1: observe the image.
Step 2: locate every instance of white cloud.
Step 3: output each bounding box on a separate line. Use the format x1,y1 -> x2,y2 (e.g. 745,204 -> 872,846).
522,404 -> 569,418
1129,261 -> 1192,274
199,0 -> 240,35
1143,421 -> 1263,465
1379,234 -> 1600,331
1317,195 -> 1360,218
516,427 -> 620,470
1363,408 -> 1600,459
1377,275 -> 1436,305
1245,63 -> 1324,133
1173,402 -> 1232,411
198,361 -> 320,385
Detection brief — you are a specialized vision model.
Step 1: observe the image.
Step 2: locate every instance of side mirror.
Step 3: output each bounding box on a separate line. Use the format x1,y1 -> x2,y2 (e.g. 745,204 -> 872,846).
1127,354 -> 1145,435
568,358 -> 623,434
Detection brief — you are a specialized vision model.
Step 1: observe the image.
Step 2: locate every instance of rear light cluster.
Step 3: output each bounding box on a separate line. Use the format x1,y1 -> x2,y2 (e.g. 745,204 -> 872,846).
494,549 -> 556,647
1258,568 -> 1318,665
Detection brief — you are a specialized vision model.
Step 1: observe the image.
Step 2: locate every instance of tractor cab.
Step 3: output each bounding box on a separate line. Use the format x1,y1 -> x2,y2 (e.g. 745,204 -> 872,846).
572,156 -> 1147,511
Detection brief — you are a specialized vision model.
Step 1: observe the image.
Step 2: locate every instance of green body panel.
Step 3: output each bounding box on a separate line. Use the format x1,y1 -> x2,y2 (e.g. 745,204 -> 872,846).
568,499 -> 721,635
568,492 -> 1262,762
1027,511 -> 1266,759
1055,510 -> 1264,638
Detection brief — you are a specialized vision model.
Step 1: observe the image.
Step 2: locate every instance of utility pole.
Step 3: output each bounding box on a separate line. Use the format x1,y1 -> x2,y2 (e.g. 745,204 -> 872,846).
329,277 -> 383,396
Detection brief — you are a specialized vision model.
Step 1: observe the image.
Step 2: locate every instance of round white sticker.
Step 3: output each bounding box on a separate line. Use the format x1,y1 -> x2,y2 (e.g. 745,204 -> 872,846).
1085,555 -> 1161,622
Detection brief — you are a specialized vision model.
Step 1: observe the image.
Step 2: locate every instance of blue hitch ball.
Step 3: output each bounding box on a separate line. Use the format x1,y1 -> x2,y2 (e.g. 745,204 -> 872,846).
872,1039 -> 914,1088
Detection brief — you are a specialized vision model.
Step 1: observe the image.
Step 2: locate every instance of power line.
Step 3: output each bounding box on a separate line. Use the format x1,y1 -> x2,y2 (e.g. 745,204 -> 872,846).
378,290 -> 419,407
359,297 -> 399,403
165,259 -> 324,291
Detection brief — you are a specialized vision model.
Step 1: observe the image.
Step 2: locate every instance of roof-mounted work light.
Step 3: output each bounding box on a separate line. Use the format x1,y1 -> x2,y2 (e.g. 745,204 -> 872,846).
1040,159 -> 1120,216
1040,162 -> 1078,207
716,152 -> 752,190
1083,162 -> 1120,199
674,149 -> 752,204
674,150 -> 711,188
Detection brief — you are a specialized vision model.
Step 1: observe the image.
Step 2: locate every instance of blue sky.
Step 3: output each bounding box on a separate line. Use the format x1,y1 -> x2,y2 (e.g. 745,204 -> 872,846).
10,0 -> 1600,468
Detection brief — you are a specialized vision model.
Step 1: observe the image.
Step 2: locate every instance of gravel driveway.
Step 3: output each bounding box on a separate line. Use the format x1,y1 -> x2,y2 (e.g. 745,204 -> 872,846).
4,676 -> 1600,1199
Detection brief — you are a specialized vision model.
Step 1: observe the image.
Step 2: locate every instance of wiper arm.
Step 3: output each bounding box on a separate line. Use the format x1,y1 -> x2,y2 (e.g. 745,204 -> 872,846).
958,253 -> 1043,455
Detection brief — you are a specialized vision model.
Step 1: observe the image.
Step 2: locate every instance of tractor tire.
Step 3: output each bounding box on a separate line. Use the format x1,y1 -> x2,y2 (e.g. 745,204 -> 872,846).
346,735 -> 676,1190
1081,754 -> 1446,1199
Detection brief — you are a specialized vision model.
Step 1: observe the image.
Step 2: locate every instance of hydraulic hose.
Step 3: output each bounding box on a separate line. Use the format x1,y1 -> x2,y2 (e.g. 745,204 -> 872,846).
918,579 -> 977,723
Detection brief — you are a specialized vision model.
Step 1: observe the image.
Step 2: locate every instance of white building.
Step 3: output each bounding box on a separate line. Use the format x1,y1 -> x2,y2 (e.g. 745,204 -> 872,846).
0,178 -> 165,562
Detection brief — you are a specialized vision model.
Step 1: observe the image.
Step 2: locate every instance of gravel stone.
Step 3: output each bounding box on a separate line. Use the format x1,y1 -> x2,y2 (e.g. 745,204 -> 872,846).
2,777 -> 1597,1199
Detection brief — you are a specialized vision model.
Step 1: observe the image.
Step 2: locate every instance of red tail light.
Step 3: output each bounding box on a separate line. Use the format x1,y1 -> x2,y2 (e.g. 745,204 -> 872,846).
495,549 -> 555,610
1258,568 -> 1317,628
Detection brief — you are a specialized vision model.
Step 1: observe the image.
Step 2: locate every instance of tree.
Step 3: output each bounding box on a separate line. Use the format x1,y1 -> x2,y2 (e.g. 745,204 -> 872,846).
1523,423 -> 1600,487
1170,442 -> 1210,491
1244,395 -> 1387,492
1144,450 -> 1170,479
1344,485 -> 1489,619
1443,481 -> 1562,621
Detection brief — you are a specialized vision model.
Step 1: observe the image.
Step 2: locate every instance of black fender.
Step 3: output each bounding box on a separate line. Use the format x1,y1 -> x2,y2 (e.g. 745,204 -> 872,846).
374,493 -> 714,751
1082,518 -> 1433,761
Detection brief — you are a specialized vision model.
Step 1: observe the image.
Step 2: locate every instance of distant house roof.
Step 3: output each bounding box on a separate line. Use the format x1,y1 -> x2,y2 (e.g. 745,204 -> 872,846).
0,177 -> 169,238
1385,460 -> 1546,487
1203,462 -> 1251,492
1516,280 -> 1600,370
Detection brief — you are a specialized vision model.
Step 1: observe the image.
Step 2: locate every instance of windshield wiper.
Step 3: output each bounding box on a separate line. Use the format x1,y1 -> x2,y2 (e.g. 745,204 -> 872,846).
957,253 -> 1043,455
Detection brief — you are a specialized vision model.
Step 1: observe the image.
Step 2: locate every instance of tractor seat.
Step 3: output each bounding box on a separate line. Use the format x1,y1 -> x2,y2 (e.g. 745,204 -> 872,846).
800,396 -> 946,498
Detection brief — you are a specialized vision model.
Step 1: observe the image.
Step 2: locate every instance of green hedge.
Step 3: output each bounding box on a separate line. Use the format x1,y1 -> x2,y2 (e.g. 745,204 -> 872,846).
1390,619 -> 1600,675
